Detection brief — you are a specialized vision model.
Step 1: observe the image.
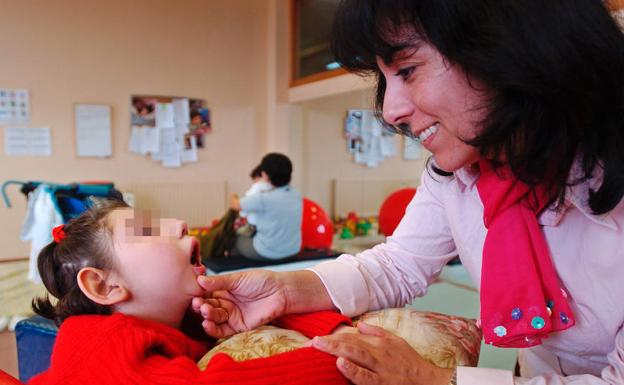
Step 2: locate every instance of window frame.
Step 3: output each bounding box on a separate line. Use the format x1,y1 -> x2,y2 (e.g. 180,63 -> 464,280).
289,0 -> 346,87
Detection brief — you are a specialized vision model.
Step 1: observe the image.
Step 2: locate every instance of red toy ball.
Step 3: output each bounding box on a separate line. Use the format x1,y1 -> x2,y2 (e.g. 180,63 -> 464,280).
301,198 -> 333,250
378,187 -> 417,236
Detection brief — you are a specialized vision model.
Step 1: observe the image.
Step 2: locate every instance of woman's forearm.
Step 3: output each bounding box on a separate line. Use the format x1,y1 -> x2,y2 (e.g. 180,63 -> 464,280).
280,270 -> 337,314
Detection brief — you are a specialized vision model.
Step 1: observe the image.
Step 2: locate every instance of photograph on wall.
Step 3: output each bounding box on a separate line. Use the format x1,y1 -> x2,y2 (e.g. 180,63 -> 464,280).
128,95 -> 211,168
344,109 -> 364,154
189,98 -> 211,148
130,96 -> 157,127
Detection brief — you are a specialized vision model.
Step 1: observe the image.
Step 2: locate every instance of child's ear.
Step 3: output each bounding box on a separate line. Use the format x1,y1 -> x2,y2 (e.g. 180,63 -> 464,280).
77,267 -> 129,306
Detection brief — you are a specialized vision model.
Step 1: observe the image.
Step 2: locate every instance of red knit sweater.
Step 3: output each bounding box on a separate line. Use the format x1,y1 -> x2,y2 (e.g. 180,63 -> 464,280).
29,311 -> 351,385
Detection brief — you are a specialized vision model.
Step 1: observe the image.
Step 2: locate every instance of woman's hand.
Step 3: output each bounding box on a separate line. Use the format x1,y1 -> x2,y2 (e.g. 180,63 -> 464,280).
191,270 -> 287,338
311,322 -> 454,385
191,269 -> 334,339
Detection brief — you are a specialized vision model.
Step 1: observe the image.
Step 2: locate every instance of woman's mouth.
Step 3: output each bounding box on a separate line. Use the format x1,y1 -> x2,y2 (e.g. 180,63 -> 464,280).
418,122 -> 439,144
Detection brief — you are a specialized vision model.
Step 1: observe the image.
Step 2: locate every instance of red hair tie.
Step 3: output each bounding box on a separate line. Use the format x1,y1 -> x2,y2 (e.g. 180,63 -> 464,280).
52,225 -> 66,243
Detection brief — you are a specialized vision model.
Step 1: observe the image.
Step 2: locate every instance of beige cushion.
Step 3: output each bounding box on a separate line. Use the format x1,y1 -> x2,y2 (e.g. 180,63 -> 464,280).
198,309 -> 481,370
353,309 -> 481,368
197,325 -> 309,369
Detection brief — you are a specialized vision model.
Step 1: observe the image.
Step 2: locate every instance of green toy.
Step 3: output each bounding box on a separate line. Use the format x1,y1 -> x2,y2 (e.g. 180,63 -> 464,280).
356,219 -> 372,236
340,227 -> 354,239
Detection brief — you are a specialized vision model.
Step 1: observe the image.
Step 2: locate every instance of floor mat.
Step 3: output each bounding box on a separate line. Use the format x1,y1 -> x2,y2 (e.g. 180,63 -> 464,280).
0,260 -> 45,324
203,249 -> 340,273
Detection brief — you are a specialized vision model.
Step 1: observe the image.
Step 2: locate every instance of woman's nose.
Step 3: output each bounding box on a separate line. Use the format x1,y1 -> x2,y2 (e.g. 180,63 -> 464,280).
382,81 -> 415,126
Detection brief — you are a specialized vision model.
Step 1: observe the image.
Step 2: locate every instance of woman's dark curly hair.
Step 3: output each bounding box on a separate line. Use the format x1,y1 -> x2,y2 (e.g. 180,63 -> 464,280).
32,200 -> 128,326
331,0 -> 624,214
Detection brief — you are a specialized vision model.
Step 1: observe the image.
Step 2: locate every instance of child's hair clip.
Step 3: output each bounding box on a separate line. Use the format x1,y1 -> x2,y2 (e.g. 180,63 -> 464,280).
52,225 -> 66,243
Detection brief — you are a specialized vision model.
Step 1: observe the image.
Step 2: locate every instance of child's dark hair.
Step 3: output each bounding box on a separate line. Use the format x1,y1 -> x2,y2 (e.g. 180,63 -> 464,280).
259,153 -> 293,187
250,164 -> 263,179
32,200 -> 128,326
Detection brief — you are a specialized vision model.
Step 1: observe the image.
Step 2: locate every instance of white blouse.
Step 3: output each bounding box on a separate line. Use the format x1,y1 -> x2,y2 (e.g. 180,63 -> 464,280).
311,163 -> 624,385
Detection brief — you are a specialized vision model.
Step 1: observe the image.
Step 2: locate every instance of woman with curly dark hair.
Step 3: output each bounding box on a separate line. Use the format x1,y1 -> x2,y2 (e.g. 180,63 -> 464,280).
193,1 -> 624,384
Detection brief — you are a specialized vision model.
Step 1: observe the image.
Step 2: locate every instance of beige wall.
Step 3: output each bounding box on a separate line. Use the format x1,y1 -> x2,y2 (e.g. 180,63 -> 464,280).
297,89 -> 427,217
0,0 -> 428,261
0,0 -> 271,260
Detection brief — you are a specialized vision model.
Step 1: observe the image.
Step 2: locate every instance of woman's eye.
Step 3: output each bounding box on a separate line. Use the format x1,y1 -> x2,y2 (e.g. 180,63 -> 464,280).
395,66 -> 416,81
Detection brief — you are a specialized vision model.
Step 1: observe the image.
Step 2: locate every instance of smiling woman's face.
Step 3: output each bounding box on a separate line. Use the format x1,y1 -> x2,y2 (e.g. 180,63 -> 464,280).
378,42 -> 488,172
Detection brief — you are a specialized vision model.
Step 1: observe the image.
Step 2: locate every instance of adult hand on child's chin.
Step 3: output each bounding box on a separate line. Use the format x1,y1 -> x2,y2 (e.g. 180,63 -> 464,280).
311,322 -> 454,385
191,271 -> 288,338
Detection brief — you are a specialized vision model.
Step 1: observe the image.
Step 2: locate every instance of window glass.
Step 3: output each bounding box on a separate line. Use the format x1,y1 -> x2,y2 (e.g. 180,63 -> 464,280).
293,0 -> 341,81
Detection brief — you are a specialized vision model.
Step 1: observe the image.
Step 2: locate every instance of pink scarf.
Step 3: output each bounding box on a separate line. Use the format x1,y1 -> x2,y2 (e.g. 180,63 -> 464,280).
477,160 -> 575,348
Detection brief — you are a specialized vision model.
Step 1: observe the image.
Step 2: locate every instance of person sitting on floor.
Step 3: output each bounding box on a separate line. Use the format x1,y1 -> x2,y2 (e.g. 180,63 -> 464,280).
236,164 -> 273,237
229,153 -> 303,261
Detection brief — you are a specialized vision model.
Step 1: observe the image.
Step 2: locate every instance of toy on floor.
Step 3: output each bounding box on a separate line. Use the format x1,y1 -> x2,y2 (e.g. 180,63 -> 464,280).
338,211 -> 375,239
346,212 -> 358,234
356,218 -> 372,236
301,198 -> 333,250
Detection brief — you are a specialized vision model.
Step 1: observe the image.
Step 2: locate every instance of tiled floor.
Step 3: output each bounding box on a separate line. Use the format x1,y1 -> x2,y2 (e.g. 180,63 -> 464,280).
0,331 -> 18,378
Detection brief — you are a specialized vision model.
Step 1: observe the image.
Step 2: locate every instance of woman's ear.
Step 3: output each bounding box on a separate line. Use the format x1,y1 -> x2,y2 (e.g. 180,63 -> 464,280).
77,267 -> 129,306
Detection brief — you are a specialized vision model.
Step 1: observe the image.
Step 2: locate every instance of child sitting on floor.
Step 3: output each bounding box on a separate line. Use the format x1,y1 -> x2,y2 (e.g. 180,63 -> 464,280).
29,201 -> 350,385
239,164 -> 272,228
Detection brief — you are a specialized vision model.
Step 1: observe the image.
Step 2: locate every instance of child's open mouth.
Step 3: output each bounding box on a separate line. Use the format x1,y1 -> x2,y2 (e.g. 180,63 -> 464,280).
190,238 -> 206,276
190,238 -> 200,266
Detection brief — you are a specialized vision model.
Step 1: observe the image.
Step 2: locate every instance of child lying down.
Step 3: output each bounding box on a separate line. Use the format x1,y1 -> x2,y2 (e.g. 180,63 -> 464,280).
29,201 -> 480,385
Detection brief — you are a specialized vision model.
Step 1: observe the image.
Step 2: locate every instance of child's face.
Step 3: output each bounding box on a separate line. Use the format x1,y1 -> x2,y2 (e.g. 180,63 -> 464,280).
109,209 -> 205,324
191,115 -> 202,125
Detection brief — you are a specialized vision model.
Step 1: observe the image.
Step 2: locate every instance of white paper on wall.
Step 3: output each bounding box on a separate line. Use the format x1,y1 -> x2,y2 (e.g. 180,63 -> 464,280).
4,126 -> 51,156
403,137 -> 423,160
150,131 -> 166,161
129,126 -> 160,155
75,104 -> 112,157
158,126 -> 182,168
180,134 -> 198,163
128,126 -> 141,154
0,89 -> 30,123
155,103 -> 175,129
173,98 -> 190,126
141,126 -> 161,154
380,134 -> 397,157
